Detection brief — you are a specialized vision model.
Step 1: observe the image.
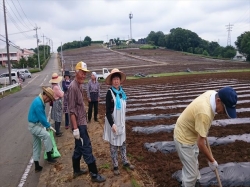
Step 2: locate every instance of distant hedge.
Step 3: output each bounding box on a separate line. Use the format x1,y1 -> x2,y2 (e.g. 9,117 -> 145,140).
91,41 -> 104,44
140,45 -> 157,49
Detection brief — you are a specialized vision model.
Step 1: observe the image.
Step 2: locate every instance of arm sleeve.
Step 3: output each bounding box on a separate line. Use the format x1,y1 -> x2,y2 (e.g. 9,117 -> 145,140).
98,83 -> 100,98
68,86 -> 77,116
195,113 -> 211,138
62,81 -> 68,92
35,103 -> 50,128
86,81 -> 90,98
106,90 -> 114,127
54,85 -> 64,98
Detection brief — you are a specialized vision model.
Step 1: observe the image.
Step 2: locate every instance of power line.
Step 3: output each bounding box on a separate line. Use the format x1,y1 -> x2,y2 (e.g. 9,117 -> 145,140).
10,0 -> 32,30
17,0 -> 35,28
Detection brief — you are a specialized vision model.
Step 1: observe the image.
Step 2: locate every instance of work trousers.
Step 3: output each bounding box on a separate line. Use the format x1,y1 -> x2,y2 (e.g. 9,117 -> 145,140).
88,101 -> 98,121
174,138 -> 201,187
72,125 -> 96,165
110,142 -> 128,168
28,122 -> 53,161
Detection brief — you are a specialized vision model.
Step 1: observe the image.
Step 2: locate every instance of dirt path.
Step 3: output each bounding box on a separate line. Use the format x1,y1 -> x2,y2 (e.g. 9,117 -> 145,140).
37,113 -> 145,187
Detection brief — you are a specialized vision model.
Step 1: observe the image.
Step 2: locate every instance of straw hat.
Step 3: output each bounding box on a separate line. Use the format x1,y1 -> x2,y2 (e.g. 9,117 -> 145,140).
75,61 -> 90,72
49,73 -> 63,83
42,86 -> 55,101
105,68 -> 126,85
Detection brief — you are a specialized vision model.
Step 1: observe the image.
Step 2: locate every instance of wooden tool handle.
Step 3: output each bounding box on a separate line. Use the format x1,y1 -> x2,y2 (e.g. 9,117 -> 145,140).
205,138 -> 223,187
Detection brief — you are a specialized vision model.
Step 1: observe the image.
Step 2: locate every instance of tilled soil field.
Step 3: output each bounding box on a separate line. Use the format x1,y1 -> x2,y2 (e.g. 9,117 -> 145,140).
98,72 -> 250,187
51,45 -> 250,187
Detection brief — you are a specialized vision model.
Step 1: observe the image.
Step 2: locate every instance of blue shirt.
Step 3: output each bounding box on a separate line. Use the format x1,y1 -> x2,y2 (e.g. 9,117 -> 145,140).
28,94 -> 51,128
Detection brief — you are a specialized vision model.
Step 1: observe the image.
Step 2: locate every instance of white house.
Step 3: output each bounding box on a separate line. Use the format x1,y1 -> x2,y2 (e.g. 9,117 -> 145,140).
233,51 -> 246,61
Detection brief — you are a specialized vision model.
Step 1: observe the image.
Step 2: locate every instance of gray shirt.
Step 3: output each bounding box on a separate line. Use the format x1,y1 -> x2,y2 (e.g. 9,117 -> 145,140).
68,79 -> 87,126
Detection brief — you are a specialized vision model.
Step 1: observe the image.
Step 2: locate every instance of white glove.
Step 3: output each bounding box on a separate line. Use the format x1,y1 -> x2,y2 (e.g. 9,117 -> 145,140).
112,124 -> 117,134
73,128 -> 80,139
208,160 -> 218,171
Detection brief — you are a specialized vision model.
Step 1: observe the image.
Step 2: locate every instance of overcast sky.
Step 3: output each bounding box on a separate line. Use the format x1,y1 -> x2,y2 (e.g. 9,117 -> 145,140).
0,0 -> 249,51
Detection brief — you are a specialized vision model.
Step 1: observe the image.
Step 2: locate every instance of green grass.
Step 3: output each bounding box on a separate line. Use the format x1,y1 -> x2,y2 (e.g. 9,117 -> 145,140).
131,178 -> 141,187
126,68 -> 250,80
0,85 -> 22,99
139,44 -> 157,49
99,163 -> 110,169
29,68 -> 41,73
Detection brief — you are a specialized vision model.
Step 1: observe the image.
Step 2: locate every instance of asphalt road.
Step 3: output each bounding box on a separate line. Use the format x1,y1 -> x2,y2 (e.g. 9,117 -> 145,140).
0,53 -> 60,187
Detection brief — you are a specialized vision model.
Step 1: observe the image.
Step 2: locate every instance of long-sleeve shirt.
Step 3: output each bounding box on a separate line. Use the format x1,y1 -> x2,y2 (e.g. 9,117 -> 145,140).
68,79 -> 87,126
28,94 -> 51,128
87,80 -> 100,101
52,83 -> 64,100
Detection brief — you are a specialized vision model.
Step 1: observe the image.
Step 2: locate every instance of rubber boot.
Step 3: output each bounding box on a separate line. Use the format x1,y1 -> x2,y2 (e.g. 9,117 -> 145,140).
34,161 -> 43,173
46,151 -> 57,165
72,158 -> 87,178
88,162 -> 106,183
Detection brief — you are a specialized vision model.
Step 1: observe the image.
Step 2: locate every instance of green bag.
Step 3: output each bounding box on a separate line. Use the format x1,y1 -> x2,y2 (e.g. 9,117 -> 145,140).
44,129 -> 61,159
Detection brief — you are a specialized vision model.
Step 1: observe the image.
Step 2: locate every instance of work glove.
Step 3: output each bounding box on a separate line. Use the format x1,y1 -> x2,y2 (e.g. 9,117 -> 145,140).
112,124 -> 117,134
73,128 -> 80,139
208,160 -> 218,171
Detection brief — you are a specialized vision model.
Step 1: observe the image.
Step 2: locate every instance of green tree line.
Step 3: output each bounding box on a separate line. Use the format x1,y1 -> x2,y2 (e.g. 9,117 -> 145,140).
57,36 -> 92,52
146,28 -> 238,59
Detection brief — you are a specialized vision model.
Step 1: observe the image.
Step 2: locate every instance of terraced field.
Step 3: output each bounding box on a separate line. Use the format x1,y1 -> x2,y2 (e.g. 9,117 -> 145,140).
63,45 -> 250,186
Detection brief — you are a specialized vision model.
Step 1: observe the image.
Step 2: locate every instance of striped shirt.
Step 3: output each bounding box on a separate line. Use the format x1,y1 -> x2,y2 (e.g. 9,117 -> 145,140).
68,79 -> 87,126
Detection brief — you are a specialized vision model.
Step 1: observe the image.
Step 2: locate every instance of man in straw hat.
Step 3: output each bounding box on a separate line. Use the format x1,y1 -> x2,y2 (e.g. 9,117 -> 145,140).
174,86 -> 237,187
103,68 -> 135,176
49,72 -> 64,137
67,61 -> 106,182
28,86 -> 57,173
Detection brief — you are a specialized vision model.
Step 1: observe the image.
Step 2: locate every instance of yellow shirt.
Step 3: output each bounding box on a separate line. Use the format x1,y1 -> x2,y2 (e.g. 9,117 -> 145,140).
174,90 -> 216,145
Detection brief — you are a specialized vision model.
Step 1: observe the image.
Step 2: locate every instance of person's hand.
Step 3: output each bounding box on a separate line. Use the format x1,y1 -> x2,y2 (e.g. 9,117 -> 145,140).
208,160 -> 218,171
112,124 -> 117,134
88,98 -> 91,102
73,128 -> 80,139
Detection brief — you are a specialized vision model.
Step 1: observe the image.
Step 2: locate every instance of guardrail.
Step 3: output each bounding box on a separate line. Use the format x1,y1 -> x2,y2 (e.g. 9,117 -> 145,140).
0,83 -> 20,95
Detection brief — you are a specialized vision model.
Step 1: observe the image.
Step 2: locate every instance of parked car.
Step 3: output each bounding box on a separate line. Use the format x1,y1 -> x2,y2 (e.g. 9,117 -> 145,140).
19,69 -> 31,78
0,71 -> 20,84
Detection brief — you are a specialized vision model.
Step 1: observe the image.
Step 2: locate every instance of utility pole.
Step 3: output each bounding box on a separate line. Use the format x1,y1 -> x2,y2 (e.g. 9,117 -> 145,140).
106,35 -> 108,43
226,23 -> 233,46
3,0 -> 12,84
41,34 -> 46,60
34,26 -> 41,70
80,37 -> 81,47
61,42 -> 64,75
129,12 -> 133,41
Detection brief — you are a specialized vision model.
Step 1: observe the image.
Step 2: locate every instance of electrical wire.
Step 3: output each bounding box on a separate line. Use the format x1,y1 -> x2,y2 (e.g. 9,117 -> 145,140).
17,0 -> 35,28
10,0 -> 33,30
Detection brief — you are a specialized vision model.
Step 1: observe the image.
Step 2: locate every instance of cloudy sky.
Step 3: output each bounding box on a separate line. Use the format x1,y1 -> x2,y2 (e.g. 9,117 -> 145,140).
0,0 -> 249,51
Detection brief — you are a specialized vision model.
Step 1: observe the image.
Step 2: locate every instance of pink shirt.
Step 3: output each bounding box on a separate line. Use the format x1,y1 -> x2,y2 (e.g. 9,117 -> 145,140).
52,84 -> 64,100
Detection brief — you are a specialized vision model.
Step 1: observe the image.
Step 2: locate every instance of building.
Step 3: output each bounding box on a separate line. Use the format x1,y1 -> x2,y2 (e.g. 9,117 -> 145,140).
0,46 -> 35,66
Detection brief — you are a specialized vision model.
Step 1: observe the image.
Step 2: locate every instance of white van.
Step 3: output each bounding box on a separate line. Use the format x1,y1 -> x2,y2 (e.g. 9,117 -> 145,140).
0,71 -> 19,85
19,69 -> 31,78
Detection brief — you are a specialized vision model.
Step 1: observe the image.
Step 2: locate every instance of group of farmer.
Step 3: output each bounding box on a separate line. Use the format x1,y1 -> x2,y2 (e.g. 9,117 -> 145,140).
27,60 -> 237,186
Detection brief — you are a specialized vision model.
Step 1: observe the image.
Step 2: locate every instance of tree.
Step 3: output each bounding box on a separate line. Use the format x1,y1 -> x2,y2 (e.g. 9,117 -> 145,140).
235,31 -> 250,61
222,46 -> 236,59
84,36 -> 92,45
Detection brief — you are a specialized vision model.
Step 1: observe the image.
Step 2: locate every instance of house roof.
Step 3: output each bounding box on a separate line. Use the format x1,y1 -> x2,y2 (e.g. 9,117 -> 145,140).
0,45 -> 20,53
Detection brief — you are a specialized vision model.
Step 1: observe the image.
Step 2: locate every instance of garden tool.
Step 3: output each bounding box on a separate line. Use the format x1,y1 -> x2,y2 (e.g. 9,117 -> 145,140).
205,138 -> 222,187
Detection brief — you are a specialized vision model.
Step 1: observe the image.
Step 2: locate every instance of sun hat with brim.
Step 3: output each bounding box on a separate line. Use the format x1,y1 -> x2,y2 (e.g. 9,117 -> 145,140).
218,86 -> 237,118
49,73 -> 63,83
42,86 -> 55,101
75,61 -> 90,72
64,70 -> 71,78
105,68 -> 126,85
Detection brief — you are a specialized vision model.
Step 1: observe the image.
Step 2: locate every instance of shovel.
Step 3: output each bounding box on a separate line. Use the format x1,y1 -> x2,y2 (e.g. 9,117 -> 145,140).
205,138 -> 223,187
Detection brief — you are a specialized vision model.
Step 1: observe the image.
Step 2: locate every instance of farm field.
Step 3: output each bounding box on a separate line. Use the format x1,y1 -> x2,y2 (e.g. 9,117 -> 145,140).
39,45 -> 250,187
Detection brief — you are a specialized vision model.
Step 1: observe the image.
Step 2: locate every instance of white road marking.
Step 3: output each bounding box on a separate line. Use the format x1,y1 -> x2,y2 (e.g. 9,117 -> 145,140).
22,75 -> 39,88
18,107 -> 52,187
